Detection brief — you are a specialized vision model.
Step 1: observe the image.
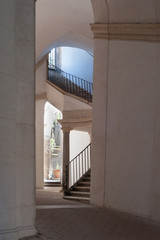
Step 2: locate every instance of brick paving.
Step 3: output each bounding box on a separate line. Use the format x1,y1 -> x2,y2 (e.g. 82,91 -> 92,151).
22,188 -> 160,240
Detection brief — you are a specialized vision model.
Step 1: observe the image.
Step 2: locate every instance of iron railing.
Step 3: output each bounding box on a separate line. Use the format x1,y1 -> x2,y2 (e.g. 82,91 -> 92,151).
65,143 -> 91,193
48,64 -> 93,103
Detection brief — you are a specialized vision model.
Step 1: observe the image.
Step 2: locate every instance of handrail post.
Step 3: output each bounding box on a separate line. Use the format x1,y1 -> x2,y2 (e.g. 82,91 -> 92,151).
62,127 -> 72,194
64,164 -> 69,194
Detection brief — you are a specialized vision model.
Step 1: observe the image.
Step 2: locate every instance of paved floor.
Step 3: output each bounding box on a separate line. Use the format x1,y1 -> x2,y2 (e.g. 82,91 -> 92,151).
22,187 -> 160,240
36,187 -> 83,206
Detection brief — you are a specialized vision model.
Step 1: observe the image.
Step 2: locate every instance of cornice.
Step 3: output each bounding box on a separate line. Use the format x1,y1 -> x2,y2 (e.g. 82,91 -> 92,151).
59,118 -> 92,132
90,23 -> 160,42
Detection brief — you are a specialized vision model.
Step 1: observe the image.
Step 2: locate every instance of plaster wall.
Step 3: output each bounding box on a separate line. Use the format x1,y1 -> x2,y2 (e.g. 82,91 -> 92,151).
91,0 -> 160,24
36,61 -> 47,189
36,99 -> 45,189
91,38 -> 160,221
36,59 -> 47,95
105,40 -> 160,220
0,0 -> 36,239
61,47 -> 93,83
106,0 -> 160,23
63,95 -> 92,111
36,0 -> 94,61
46,82 -> 64,112
90,0 -> 160,222
70,131 -> 90,161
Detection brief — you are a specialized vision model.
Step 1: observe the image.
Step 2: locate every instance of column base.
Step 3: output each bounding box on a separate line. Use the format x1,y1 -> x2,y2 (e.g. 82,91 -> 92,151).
0,226 -> 36,240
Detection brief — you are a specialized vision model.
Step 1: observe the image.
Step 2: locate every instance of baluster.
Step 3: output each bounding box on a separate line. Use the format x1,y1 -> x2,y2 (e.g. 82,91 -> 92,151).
70,75 -> 72,93
82,79 -> 84,98
66,75 -> 69,92
71,161 -> 73,185
68,163 -> 69,188
73,161 -> 74,184
78,156 -> 80,178
89,145 -> 90,169
81,79 -> 83,98
82,150 -> 84,175
87,82 -> 89,98
72,75 -> 75,93
83,80 -> 85,91
66,164 -> 69,191
78,78 -> 80,93
74,159 -> 76,183
84,148 -> 86,172
87,146 -> 89,170
76,78 -> 78,94
76,157 -> 78,182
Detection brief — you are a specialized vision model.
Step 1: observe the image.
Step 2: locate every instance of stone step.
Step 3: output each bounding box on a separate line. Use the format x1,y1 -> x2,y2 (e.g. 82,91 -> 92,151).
44,182 -> 61,187
82,177 -> 90,182
78,181 -> 90,186
63,195 -> 90,203
69,191 -> 90,197
73,186 -> 90,192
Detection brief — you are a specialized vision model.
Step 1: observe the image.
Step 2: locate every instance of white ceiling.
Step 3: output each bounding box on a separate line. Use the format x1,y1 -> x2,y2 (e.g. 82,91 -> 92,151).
36,0 -> 94,62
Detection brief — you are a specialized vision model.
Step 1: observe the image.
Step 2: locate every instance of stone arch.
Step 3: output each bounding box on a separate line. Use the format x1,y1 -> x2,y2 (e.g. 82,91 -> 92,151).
91,0 -> 109,23
91,0 -> 160,24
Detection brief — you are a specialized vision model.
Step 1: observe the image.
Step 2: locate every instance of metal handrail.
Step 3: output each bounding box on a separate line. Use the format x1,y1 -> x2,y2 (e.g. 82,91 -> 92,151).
48,63 -> 93,103
65,143 -> 91,193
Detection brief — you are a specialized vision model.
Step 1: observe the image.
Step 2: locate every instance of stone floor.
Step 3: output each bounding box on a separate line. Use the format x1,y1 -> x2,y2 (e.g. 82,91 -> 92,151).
22,187 -> 160,240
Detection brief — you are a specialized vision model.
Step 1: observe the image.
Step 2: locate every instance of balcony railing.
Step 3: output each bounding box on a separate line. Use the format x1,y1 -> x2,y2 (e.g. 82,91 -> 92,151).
48,64 -> 93,103
64,143 -> 91,193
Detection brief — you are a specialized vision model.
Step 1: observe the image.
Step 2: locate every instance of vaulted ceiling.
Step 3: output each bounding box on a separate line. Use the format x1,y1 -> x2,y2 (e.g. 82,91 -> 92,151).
36,0 -> 160,63
36,0 -> 94,62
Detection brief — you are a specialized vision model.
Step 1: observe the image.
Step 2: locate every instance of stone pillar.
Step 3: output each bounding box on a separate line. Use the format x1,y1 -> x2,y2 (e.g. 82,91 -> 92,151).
0,0 -> 36,239
44,136 -> 51,180
36,99 -> 46,189
90,35 -> 109,207
35,51 -> 47,189
62,127 -> 72,190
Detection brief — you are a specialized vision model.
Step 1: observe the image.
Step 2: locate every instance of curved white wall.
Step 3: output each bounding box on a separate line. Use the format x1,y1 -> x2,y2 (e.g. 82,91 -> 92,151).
36,0 -> 94,62
61,47 -> 93,83
70,130 -> 90,161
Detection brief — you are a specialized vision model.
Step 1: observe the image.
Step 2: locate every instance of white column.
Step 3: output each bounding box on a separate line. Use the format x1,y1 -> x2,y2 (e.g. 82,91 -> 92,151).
36,99 -> 46,189
62,127 -> 72,190
0,0 -> 36,239
91,37 -> 109,207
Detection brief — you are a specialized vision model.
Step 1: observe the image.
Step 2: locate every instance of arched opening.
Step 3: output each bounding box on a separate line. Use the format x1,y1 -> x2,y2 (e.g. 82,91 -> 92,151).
36,45 -> 93,194
1,1 -> 160,240
44,102 -> 63,185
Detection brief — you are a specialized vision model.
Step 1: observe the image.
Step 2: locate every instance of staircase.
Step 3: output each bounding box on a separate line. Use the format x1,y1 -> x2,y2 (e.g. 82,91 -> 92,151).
48,64 -> 93,103
64,169 -> 91,203
63,144 -> 91,203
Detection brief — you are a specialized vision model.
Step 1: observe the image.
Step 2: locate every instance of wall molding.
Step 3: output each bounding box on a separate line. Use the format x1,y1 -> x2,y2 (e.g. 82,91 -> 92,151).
90,23 -> 160,42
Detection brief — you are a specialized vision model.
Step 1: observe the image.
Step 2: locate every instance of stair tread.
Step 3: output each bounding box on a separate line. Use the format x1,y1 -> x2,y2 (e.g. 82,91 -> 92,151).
70,191 -> 90,195
64,196 -> 90,201
78,182 -> 90,185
